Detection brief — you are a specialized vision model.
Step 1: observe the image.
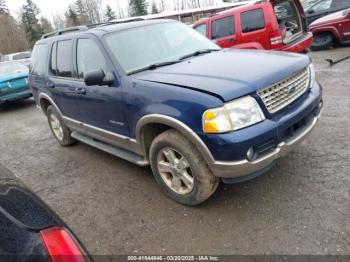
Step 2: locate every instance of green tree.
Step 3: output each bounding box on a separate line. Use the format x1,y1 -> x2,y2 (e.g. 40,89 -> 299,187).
0,0 -> 8,14
105,4 -> 116,21
65,5 -> 79,26
21,0 -> 41,47
129,0 -> 148,17
151,1 -> 159,14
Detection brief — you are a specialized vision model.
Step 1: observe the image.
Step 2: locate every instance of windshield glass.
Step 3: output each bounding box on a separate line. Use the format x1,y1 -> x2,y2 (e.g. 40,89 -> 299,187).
105,22 -> 220,74
0,62 -> 28,77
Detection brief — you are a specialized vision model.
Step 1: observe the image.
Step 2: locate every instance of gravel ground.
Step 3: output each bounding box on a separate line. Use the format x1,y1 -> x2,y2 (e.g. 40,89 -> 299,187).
0,47 -> 349,256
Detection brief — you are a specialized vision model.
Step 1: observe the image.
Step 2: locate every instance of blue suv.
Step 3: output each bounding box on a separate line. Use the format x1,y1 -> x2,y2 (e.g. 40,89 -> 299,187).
29,20 -> 323,205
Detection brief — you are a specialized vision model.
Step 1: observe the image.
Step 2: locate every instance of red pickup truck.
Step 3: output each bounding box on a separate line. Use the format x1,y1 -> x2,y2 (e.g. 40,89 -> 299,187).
309,8 -> 350,50
193,0 -> 313,53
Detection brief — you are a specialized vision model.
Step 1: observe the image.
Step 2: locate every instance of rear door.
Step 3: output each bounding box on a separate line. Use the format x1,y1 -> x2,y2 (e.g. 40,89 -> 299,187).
209,15 -> 236,48
48,39 -> 82,121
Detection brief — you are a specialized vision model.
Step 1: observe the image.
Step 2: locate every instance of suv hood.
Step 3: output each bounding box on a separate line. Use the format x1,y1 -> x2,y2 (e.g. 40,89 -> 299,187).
310,9 -> 349,28
133,49 -> 310,102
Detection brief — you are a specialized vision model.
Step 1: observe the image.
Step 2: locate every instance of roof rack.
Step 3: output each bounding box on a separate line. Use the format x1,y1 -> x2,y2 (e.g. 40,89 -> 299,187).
41,26 -> 88,39
41,18 -> 145,39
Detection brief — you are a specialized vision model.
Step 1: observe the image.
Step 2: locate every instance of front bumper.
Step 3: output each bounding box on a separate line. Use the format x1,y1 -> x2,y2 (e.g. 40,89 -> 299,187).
209,107 -> 321,179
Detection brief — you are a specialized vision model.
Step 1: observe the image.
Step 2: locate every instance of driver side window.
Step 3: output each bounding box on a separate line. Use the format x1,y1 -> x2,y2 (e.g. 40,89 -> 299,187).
77,38 -> 107,78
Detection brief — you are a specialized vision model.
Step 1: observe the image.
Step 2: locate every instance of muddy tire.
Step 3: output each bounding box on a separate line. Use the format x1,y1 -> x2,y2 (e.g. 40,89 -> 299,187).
150,129 -> 219,206
46,105 -> 76,147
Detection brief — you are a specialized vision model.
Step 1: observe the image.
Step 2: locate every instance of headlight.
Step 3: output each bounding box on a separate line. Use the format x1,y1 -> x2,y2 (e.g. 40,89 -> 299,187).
308,63 -> 316,88
203,96 -> 265,133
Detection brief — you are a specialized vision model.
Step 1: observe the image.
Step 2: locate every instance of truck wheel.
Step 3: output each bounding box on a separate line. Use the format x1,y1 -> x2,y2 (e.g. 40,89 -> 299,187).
150,129 -> 219,206
46,105 -> 76,147
311,33 -> 334,51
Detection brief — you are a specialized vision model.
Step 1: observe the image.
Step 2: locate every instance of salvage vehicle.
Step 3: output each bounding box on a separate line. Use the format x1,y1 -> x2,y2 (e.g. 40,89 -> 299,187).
193,0 -> 313,53
0,51 -> 31,67
0,164 -> 90,262
29,20 -> 323,205
309,8 -> 350,50
0,61 -> 32,104
305,0 -> 350,25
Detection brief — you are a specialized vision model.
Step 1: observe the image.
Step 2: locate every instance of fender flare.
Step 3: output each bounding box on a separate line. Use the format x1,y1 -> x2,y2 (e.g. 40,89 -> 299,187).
135,114 -> 215,164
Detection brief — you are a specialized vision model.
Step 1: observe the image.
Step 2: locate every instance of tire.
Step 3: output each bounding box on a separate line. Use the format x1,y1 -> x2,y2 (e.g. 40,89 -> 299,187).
46,105 -> 76,147
150,129 -> 219,206
311,33 -> 334,51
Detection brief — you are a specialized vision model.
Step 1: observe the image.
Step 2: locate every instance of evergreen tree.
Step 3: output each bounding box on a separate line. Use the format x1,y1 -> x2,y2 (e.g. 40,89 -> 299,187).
105,5 -> 116,21
129,0 -> 148,17
21,0 -> 41,47
0,0 -> 8,14
65,5 -> 79,26
40,17 -> 53,33
151,1 -> 159,14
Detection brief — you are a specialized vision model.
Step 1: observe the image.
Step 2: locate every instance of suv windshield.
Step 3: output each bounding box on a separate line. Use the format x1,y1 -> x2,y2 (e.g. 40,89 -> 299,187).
105,22 -> 220,74
0,62 -> 28,77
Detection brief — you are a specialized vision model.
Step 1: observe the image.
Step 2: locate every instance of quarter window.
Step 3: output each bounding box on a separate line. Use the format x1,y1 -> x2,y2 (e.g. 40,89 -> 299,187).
30,43 -> 48,76
56,40 -> 73,78
76,39 -> 107,78
211,16 -> 235,39
241,9 -> 265,33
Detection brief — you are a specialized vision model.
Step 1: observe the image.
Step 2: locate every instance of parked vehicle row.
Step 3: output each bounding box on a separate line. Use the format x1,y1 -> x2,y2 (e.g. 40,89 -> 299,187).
29,19 -> 322,205
0,51 -> 31,67
193,0 -> 313,53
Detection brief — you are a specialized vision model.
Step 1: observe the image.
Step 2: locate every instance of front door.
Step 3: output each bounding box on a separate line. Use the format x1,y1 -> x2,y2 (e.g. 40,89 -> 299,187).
73,37 -> 129,137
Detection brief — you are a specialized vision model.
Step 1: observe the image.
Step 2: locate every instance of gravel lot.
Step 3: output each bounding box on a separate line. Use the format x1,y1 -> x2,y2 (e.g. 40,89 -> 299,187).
0,47 -> 349,256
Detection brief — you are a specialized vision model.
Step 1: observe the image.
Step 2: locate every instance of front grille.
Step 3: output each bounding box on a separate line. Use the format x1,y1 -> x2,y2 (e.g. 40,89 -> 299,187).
258,67 -> 310,114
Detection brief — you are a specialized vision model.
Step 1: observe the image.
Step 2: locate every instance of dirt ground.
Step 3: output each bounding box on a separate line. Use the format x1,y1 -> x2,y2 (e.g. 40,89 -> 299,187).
0,47 -> 349,256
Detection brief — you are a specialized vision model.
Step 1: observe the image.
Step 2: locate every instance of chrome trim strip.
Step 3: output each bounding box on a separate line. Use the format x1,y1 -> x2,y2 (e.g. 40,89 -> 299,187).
63,116 -> 142,155
210,112 -> 321,178
136,114 -> 215,163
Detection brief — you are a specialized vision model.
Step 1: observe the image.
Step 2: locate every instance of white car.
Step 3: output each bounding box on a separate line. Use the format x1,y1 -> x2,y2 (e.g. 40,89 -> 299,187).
0,52 -> 31,67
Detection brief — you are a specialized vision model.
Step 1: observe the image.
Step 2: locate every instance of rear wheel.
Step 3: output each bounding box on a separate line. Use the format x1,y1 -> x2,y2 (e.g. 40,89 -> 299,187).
150,129 -> 219,206
311,33 -> 334,51
47,105 -> 76,146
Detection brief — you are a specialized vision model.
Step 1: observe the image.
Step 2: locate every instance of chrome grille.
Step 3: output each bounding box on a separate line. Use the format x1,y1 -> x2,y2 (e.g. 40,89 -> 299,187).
258,68 -> 310,114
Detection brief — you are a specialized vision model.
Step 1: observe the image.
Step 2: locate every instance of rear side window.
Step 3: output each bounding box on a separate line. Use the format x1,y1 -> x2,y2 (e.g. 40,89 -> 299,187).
56,40 -> 73,78
50,42 -> 57,75
241,9 -> 265,33
194,24 -> 207,36
76,39 -> 107,78
30,44 -> 48,76
211,16 -> 235,39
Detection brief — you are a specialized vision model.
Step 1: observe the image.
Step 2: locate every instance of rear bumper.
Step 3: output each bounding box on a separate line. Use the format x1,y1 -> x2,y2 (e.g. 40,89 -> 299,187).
209,107 -> 321,179
0,89 -> 32,104
279,32 -> 313,53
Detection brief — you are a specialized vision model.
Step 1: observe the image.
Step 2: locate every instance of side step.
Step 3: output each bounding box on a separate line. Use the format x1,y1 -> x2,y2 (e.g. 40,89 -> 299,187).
71,132 -> 149,166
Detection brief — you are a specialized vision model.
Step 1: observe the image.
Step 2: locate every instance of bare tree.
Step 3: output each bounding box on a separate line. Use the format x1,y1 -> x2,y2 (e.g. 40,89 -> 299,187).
0,14 -> 28,53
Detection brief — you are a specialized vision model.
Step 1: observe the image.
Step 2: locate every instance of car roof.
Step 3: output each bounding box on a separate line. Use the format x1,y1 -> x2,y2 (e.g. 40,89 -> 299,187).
36,19 -> 175,45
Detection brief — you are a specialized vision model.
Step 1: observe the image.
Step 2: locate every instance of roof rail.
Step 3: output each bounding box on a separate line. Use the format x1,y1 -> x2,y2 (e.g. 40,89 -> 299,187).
87,18 -> 145,28
41,26 -> 88,39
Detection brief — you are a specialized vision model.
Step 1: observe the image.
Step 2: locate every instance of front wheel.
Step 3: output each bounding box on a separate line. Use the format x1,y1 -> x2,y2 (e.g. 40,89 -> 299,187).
311,33 -> 334,51
150,129 -> 219,206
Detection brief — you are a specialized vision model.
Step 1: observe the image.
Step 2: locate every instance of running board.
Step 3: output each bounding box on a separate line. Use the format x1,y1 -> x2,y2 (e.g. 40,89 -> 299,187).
71,132 -> 149,166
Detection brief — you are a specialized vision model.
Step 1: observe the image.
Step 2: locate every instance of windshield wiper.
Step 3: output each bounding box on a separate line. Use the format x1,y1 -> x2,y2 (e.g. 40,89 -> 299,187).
128,60 -> 181,75
179,49 -> 220,61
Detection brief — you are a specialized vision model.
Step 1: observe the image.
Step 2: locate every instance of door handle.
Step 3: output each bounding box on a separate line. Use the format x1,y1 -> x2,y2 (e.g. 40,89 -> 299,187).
75,87 -> 86,95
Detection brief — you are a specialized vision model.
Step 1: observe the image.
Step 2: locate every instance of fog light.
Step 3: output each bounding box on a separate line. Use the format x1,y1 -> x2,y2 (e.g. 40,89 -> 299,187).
246,147 -> 255,161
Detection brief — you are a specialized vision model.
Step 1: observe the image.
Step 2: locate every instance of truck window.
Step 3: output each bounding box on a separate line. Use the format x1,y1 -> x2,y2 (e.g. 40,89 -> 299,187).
194,24 -> 207,36
241,9 -> 265,33
50,42 -> 57,76
56,40 -> 73,78
211,16 -> 235,39
311,0 -> 332,12
30,44 -> 48,76
76,39 -> 107,78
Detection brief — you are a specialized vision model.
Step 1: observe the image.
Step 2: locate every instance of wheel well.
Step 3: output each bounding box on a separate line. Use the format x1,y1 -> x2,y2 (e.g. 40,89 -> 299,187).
140,123 -> 172,159
314,31 -> 337,41
39,98 -> 51,115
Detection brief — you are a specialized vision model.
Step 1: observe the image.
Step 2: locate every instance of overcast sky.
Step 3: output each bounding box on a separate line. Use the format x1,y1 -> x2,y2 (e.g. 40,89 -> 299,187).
7,0 -> 224,20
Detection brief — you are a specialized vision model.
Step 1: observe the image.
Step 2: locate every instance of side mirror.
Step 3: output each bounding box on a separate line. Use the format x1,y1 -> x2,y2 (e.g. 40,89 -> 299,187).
84,69 -> 115,86
307,9 -> 315,14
